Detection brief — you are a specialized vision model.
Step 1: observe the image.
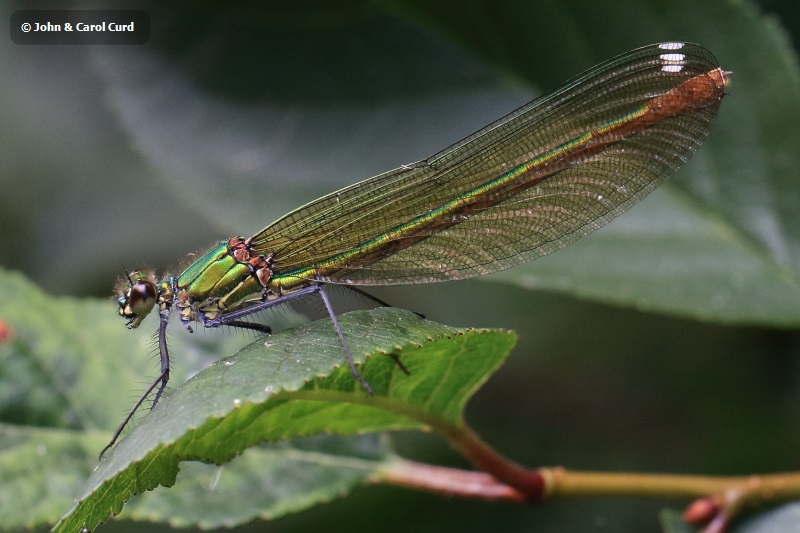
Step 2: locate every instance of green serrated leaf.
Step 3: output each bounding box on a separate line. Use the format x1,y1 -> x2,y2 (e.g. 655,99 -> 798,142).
52,308 -> 516,532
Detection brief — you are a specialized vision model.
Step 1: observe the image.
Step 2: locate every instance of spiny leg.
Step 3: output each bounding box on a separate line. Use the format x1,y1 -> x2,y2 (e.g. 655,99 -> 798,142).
149,308 -> 172,407
100,308 -> 171,459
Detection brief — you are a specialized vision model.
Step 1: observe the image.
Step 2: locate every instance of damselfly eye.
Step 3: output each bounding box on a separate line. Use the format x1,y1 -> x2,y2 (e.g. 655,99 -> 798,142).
128,280 -> 157,314
118,277 -> 157,329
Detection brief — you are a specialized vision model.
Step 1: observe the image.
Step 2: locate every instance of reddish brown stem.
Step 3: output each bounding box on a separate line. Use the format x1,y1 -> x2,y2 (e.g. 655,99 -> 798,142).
374,459 -> 526,502
439,423 -> 545,500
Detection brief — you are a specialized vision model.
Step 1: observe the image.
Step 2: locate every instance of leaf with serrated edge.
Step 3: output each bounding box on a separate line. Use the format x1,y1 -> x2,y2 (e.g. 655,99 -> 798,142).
53,308 -> 516,532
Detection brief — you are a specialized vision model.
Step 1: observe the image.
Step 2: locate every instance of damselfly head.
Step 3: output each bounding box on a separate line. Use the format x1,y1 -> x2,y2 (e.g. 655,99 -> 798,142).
116,269 -> 158,329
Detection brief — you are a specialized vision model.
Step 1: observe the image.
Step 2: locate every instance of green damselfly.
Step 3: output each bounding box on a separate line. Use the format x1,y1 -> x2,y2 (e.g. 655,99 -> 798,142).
107,42 -> 729,456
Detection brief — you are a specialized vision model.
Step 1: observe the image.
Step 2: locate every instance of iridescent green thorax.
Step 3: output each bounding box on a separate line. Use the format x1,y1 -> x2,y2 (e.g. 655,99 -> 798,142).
174,237 -> 275,323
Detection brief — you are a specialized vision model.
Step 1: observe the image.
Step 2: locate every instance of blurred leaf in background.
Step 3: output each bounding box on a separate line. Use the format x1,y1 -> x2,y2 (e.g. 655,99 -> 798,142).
1,0 -> 800,532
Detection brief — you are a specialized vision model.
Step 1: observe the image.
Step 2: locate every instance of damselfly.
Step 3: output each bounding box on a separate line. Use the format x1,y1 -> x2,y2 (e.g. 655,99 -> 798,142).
106,42 -> 729,457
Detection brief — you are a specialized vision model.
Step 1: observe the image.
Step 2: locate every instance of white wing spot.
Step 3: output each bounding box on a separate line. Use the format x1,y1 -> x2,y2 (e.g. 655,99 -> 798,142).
659,53 -> 685,62
659,52 -> 686,73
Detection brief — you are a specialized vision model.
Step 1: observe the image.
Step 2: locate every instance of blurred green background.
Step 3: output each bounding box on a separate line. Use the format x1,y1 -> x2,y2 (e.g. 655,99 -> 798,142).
2,0 -> 800,531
